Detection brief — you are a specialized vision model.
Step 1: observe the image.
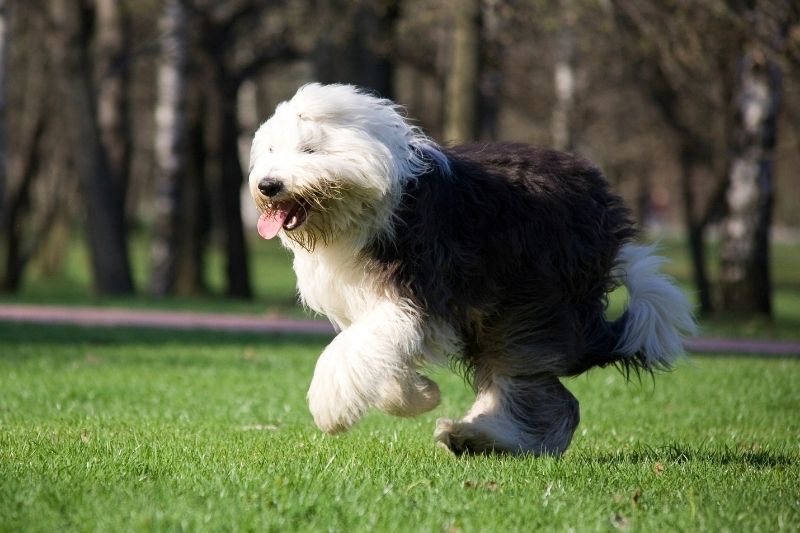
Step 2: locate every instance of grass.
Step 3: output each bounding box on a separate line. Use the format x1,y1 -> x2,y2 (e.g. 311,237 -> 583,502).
1,323 -> 799,531
1,232 -> 799,529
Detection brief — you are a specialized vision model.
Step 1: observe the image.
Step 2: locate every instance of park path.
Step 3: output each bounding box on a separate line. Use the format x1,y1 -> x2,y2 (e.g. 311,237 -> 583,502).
1,303 -> 799,357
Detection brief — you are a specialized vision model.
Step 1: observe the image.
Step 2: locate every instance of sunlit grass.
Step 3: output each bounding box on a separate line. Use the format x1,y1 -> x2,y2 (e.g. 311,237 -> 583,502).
1,323 -> 798,531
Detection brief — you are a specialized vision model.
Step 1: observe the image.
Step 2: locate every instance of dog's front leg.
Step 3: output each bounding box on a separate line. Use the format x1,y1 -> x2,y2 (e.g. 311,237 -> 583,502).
307,301 -> 440,434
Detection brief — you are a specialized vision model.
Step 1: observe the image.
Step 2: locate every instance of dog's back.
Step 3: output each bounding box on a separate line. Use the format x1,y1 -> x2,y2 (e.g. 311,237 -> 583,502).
367,142 -> 640,377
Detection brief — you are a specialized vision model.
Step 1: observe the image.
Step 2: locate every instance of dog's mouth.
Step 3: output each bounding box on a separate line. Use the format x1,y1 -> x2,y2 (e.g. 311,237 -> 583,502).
257,198 -> 310,240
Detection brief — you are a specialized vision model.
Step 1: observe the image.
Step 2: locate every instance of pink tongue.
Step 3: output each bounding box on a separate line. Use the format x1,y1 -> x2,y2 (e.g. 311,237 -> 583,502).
257,209 -> 289,240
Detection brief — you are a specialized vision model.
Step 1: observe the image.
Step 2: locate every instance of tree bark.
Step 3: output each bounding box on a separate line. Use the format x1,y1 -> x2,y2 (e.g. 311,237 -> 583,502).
443,0 -> 481,143
48,0 -> 133,295
175,76 -> 210,296
149,0 -> 188,296
217,78 -> 251,298
204,57 -> 252,299
718,3 -> 788,317
678,147 -> 713,315
94,0 -> 131,197
1,108 -> 45,291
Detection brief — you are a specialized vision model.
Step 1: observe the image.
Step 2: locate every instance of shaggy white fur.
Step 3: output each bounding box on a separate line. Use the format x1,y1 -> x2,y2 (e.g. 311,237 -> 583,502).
249,83 -> 447,246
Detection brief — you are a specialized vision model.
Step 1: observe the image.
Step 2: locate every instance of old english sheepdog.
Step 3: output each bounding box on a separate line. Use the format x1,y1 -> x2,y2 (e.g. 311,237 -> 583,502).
248,83 -> 696,455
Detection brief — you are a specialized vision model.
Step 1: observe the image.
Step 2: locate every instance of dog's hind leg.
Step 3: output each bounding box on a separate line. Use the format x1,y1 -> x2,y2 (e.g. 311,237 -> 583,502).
434,371 -> 579,456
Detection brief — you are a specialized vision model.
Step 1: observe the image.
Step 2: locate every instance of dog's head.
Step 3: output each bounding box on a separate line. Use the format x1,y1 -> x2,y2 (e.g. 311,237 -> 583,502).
248,83 -> 445,251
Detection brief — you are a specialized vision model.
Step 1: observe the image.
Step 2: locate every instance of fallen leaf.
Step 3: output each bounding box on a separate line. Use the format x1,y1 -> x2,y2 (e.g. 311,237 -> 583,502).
654,462 -> 665,475
462,480 -> 498,491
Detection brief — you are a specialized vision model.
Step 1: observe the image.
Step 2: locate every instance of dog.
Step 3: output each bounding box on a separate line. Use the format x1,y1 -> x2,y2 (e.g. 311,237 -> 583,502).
248,83 -> 696,455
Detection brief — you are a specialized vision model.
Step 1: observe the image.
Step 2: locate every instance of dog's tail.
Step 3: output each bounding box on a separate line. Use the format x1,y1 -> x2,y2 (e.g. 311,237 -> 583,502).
603,243 -> 697,374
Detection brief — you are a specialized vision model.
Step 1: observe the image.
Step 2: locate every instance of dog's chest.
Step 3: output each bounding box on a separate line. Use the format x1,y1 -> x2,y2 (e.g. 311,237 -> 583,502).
292,247 -> 381,329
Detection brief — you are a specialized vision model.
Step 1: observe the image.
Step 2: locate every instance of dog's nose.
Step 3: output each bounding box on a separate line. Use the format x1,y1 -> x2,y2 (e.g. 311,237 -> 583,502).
258,177 -> 284,197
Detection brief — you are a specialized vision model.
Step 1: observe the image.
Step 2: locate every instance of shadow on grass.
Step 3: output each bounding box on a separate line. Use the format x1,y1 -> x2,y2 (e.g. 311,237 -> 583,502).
589,443 -> 794,469
0,293 -> 305,316
0,321 -> 332,348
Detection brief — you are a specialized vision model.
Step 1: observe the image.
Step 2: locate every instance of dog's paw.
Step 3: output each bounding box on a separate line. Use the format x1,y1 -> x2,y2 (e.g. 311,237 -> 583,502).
434,418 -> 460,454
307,356 -> 368,435
307,381 -> 365,434
433,418 -> 497,455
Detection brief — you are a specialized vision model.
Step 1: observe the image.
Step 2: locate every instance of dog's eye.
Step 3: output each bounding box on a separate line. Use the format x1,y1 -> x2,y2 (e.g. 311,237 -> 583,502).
268,146 -> 274,153
300,146 -> 317,154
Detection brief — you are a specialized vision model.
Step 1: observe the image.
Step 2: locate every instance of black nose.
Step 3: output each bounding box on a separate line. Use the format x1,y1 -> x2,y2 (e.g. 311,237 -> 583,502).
258,177 -> 284,197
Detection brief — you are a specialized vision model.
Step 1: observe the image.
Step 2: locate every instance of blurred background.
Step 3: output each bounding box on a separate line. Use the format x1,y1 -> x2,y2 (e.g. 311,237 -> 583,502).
0,0 -> 798,328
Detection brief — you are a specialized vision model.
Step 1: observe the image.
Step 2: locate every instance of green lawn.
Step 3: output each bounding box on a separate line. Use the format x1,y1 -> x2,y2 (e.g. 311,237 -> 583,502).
1,323 -> 798,531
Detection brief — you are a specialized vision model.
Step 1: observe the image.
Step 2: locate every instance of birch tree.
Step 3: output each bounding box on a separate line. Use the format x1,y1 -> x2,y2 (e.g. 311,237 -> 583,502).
551,0 -> 576,152
718,0 -> 791,316
149,0 -> 188,296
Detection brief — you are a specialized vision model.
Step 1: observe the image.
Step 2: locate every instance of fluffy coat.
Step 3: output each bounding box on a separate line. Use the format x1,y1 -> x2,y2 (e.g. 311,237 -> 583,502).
248,84 -> 696,455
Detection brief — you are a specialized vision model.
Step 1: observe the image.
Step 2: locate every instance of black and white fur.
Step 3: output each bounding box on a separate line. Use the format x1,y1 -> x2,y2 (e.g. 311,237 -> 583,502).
248,84 -> 696,455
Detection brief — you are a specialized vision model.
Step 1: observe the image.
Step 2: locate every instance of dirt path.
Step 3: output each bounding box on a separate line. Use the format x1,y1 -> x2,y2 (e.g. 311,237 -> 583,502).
1,303 -> 799,356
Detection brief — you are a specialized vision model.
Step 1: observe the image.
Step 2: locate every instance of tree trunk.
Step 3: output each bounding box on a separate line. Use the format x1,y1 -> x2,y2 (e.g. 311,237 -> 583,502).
176,76 -> 210,296
552,0 -> 576,152
94,0 -> 131,197
0,0 -> 7,214
218,80 -> 251,298
718,4 -> 787,317
205,60 -> 251,299
637,56 -> 720,315
1,109 -> 45,291
314,0 -> 398,98
149,0 -> 188,296
678,147 -> 713,315
48,0 -> 133,295
478,0 -> 502,140
443,0 -> 480,143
